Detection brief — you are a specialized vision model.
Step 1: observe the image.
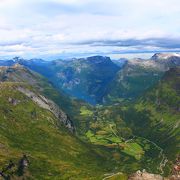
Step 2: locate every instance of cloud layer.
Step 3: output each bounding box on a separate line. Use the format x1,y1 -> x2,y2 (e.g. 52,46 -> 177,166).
0,0 -> 180,59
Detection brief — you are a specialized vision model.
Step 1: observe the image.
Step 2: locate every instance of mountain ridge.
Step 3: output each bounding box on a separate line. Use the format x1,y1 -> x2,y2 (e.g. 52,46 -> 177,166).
0,53 -> 178,105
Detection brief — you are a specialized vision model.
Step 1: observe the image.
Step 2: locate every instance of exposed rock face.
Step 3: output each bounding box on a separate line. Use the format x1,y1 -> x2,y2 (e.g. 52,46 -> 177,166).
170,156 -> 180,180
8,97 -> 21,106
128,156 -> 180,180
0,65 -> 75,133
0,155 -> 30,179
127,59 -> 166,70
151,53 -> 180,60
17,87 -> 75,133
151,53 -> 180,67
128,170 -> 167,180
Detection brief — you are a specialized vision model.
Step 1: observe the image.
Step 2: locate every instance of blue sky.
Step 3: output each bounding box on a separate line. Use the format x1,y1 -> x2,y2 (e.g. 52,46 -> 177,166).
0,0 -> 180,59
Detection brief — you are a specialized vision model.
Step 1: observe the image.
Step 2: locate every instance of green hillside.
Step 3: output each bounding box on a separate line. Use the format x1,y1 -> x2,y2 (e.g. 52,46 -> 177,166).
104,60 -> 164,104
0,66 -> 125,179
122,67 -> 180,159
0,64 -> 179,178
0,82 -> 128,179
77,67 -> 180,176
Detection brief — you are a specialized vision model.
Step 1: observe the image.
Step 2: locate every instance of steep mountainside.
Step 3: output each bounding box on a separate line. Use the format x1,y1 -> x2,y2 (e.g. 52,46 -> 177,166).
0,64 -> 89,132
1,53 -> 179,106
16,56 -> 120,104
103,59 -> 165,104
0,82 -> 127,179
83,67 -> 179,176
104,54 -> 180,104
151,53 -> 180,66
122,67 -> 180,160
0,65 -> 131,179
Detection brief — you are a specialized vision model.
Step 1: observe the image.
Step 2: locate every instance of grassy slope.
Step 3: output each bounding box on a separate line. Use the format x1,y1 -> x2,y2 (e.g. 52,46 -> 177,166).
0,65 -> 92,136
45,79 -> 173,176
104,62 -> 164,104
0,82 -> 126,179
76,68 -> 180,176
122,67 -> 180,160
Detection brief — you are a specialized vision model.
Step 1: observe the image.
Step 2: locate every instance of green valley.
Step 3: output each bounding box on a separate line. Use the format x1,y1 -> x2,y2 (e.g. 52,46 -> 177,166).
0,53 -> 179,179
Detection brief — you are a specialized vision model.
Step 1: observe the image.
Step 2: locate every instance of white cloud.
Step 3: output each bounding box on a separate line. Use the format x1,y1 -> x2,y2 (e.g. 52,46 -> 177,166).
0,0 -> 180,59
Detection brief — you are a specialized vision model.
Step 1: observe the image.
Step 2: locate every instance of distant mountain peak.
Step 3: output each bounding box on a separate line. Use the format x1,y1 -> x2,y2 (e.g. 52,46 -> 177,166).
151,53 -> 180,60
12,56 -> 25,61
86,55 -> 111,63
12,63 -> 24,68
151,53 -> 180,67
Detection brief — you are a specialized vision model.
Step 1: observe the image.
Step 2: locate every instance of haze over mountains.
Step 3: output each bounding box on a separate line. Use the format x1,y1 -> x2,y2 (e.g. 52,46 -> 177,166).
0,53 -> 179,179
1,53 -> 179,104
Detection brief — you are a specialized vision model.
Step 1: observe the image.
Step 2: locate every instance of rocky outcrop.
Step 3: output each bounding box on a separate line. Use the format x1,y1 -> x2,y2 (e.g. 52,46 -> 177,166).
128,170 -> 167,180
17,87 -> 75,133
0,65 -> 75,132
128,165 -> 180,180
8,97 -> 21,106
128,156 -> 180,180
0,155 -> 30,179
170,156 -> 180,180
151,53 -> 180,67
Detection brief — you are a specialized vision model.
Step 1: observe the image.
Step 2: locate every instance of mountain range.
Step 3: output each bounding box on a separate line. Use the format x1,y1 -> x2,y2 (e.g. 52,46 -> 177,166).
1,53 -> 179,105
0,53 -> 179,179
